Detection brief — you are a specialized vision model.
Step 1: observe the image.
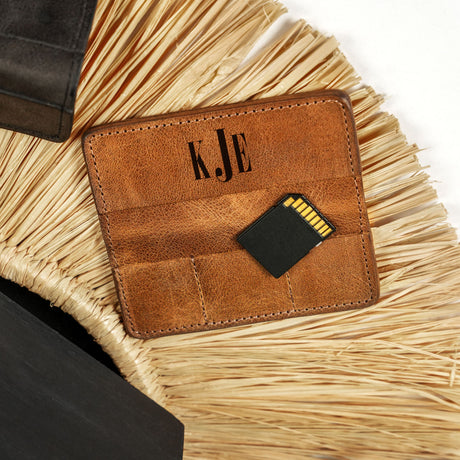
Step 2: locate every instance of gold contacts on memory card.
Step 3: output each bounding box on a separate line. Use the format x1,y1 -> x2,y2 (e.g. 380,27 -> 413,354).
281,195 -> 334,237
237,193 -> 335,278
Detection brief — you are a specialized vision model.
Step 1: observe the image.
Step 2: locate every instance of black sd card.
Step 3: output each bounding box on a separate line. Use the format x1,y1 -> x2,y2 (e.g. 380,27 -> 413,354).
237,194 -> 335,278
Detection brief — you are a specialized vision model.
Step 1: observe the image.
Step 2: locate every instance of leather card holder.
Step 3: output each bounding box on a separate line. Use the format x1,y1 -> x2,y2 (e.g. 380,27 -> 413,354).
82,90 -> 380,339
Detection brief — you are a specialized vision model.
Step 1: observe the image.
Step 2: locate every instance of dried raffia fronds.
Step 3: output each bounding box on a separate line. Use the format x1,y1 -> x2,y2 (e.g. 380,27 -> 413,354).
0,0 -> 459,458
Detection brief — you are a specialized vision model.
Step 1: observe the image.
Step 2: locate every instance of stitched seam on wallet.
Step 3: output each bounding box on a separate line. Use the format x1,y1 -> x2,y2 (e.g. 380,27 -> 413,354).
88,141 -> 134,332
285,272 -> 296,309
87,98 -> 375,336
190,255 -> 208,322
338,102 -> 375,304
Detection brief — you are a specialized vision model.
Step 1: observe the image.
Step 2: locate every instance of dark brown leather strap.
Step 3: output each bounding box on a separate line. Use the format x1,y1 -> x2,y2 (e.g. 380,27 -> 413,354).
0,0 -> 97,142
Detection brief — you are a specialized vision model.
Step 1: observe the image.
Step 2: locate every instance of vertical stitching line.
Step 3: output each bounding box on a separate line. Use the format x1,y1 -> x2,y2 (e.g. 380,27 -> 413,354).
190,255 -> 208,323
339,104 -> 375,301
285,272 -> 296,309
88,140 -> 136,333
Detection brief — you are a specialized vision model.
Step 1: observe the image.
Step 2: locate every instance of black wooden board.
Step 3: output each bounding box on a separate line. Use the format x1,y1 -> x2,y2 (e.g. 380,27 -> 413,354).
0,289 -> 184,459
0,277 -> 118,373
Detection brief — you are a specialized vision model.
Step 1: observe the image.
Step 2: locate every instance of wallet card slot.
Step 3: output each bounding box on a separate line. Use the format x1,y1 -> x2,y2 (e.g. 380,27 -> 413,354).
286,232 -> 378,310
117,257 -> 208,335
85,96 -> 357,213
112,232 -> 376,336
194,234 -> 376,325
106,175 -> 365,266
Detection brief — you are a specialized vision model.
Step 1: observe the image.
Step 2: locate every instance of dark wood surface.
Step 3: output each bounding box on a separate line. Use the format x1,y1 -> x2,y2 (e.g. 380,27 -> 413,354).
0,288 -> 184,459
0,277 -> 119,373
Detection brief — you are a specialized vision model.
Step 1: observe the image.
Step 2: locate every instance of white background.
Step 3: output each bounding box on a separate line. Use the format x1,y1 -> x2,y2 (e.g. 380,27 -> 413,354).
263,0 -> 460,230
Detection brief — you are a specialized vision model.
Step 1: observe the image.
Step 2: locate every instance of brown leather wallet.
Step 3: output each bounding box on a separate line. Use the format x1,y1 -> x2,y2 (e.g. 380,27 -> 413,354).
82,90 -> 379,339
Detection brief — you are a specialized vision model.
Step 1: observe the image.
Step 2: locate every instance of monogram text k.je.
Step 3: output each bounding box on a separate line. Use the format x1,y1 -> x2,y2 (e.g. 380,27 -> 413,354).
188,128 -> 252,182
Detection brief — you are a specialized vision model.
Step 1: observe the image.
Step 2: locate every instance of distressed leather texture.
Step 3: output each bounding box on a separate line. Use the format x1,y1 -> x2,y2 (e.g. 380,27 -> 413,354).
82,90 -> 380,339
0,0 -> 97,142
